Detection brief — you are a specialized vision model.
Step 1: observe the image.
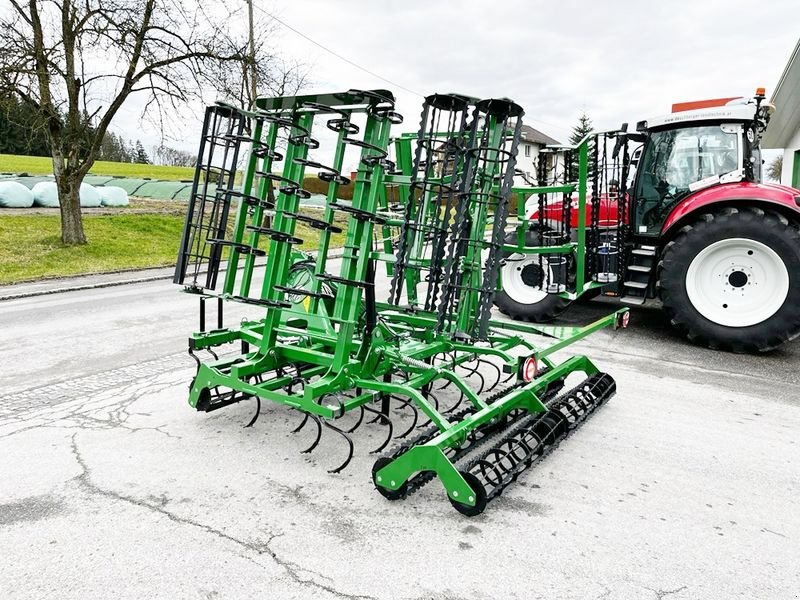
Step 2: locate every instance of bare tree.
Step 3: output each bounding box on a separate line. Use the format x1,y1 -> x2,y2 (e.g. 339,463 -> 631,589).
0,0 -> 242,244
203,4 -> 309,109
767,155 -> 783,182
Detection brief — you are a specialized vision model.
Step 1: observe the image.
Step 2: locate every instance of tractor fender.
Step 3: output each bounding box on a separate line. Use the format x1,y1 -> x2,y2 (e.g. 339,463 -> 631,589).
661,182 -> 800,236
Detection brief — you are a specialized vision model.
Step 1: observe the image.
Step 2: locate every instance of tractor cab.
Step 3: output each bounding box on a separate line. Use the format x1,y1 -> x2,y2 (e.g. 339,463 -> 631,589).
629,92 -> 772,237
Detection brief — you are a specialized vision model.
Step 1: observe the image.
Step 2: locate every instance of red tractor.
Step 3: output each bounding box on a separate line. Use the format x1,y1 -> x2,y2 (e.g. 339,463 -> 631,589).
494,90 -> 800,352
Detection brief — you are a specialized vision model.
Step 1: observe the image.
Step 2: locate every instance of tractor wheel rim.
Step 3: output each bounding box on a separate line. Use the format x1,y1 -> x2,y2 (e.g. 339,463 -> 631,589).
501,255 -> 553,304
685,237 -> 789,327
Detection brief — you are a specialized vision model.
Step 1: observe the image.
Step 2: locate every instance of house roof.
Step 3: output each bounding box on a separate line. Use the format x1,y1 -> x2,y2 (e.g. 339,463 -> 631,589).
520,124 -> 560,146
762,38 -> 800,149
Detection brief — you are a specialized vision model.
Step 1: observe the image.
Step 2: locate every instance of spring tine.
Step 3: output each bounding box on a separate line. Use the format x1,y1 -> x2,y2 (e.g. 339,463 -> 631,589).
389,398 -> 419,438
416,390 -> 439,426
443,387 -> 465,414
321,420 -> 355,473
363,406 -> 394,452
300,414 -> 323,454
244,397 -> 261,428
344,405 -> 365,433
478,359 -> 502,392
291,412 -> 310,434
206,348 -> 219,360
461,362 -> 485,395
434,352 -> 458,391
187,348 -> 201,376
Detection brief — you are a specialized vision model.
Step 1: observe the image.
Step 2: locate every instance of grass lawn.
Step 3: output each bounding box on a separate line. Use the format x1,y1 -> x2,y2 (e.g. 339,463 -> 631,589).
0,153 -> 196,181
0,211 -> 346,285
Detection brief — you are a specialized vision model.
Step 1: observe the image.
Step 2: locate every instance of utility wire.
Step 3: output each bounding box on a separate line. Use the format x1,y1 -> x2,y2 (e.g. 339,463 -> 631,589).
252,4 -> 423,98
252,5 -> 570,139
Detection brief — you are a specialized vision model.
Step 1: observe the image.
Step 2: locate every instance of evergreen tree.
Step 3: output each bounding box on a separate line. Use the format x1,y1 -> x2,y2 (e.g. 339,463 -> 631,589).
569,112 -> 593,146
134,140 -> 150,164
0,93 -> 50,157
568,112 -> 594,181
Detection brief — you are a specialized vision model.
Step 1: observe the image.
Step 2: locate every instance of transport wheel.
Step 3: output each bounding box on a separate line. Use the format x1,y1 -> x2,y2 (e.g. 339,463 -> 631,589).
494,231 -> 572,322
658,207 -> 800,352
449,471 -> 487,517
372,458 -> 408,500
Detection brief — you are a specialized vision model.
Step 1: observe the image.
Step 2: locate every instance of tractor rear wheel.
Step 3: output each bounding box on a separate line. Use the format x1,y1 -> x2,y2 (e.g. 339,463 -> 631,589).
658,207 -> 800,352
494,231 -> 572,322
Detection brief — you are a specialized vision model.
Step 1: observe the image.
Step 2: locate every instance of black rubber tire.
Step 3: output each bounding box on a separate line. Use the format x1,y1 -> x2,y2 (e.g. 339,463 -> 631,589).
372,457 -> 408,501
449,471 -> 487,517
658,207 -> 800,352
494,231 -> 572,322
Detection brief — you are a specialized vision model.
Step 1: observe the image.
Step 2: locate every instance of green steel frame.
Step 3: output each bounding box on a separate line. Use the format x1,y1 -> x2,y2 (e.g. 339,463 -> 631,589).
175,89 -> 628,515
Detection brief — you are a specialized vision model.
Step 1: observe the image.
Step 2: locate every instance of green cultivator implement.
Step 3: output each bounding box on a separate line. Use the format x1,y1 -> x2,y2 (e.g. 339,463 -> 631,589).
174,89 -> 628,515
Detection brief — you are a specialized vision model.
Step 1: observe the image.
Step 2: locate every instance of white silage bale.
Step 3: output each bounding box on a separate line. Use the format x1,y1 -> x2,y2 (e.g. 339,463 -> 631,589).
0,181 -> 35,208
79,183 -> 102,207
31,181 -> 59,207
98,186 -> 129,207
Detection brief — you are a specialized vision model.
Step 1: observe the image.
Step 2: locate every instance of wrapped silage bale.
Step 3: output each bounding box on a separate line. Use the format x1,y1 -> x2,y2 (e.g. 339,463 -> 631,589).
79,183 -> 101,207
32,181 -> 60,207
98,186 -> 129,207
0,181 -> 35,208
30,181 -> 103,207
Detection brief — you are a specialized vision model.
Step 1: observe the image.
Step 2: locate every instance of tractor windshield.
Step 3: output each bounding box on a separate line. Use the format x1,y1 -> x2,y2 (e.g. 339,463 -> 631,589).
634,124 -> 740,234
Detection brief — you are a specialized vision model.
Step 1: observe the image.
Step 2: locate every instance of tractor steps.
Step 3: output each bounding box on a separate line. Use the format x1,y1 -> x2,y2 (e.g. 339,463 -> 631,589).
627,264 -> 652,273
631,246 -> 656,257
623,280 -> 648,289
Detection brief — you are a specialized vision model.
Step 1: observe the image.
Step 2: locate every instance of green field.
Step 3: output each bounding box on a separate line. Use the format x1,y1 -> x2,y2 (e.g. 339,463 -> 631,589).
0,153 -> 354,284
0,211 -> 345,285
0,153 -> 196,181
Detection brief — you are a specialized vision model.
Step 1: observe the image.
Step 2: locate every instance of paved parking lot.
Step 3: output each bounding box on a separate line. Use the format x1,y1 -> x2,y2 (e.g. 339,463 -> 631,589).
1,272 -> 798,599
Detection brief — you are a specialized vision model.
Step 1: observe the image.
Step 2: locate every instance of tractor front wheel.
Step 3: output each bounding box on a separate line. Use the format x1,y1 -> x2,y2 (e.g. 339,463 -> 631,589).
658,207 -> 800,352
494,231 -> 572,322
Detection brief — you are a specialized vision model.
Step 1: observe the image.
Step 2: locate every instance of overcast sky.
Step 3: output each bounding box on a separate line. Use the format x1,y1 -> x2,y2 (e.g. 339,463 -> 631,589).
122,0 -> 798,155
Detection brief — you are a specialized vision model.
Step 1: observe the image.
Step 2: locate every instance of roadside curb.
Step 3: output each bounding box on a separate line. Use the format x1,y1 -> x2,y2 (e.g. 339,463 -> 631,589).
0,248 -> 346,302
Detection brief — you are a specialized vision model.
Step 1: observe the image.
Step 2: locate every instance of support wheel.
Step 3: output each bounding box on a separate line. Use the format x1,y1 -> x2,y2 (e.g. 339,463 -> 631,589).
658,208 -> 800,352
449,471 -> 487,517
372,457 -> 408,500
494,231 -> 572,322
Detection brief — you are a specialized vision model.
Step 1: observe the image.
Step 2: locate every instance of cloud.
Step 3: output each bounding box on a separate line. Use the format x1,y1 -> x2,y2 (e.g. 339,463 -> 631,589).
112,0 -> 799,154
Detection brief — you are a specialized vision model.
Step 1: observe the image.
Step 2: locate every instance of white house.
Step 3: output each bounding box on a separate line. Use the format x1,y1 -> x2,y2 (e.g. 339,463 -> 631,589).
762,38 -> 800,187
513,124 -> 562,184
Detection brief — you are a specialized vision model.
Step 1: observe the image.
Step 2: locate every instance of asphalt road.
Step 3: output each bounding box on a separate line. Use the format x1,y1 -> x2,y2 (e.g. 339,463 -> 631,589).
0,268 -> 798,599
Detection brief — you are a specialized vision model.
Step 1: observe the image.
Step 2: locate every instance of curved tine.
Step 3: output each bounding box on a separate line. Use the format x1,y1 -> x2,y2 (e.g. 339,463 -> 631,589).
321,421 -> 354,473
362,406 -> 394,452
434,352 -> 458,391
365,400 -> 386,425
291,411 -> 310,434
244,396 -> 261,428
412,390 -> 439,426
300,415 -> 323,454
442,386 -> 465,414
187,348 -> 201,375
344,405 -> 365,433
478,359 -> 502,392
206,348 -> 219,360
458,361 -> 486,395
416,390 -> 439,426
387,398 -> 419,438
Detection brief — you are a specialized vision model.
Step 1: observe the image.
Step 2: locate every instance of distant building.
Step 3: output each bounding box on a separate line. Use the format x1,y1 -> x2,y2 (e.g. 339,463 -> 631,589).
762,39 -> 800,187
514,124 -> 561,185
